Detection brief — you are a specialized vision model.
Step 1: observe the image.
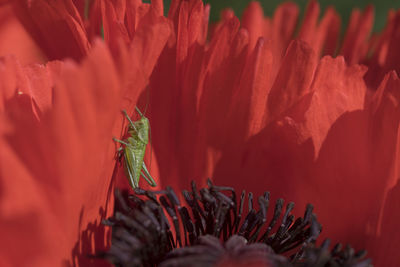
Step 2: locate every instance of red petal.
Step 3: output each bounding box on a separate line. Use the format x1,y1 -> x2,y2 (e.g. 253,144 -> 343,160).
147,0 -> 210,191
0,42 -> 121,266
213,103 -> 315,210
0,56 -> 23,112
100,0 -> 130,53
303,56 -> 366,155
241,1 -> 264,52
199,15 -> 241,148
269,2 -> 299,61
312,71 -> 400,248
12,0 -> 90,60
238,38 -> 272,137
298,2 -> 341,57
320,7 -> 341,56
267,40 -> 317,119
71,0 -> 86,19
365,10 -> 400,88
0,4 -> 45,64
118,11 -> 170,116
125,1 -> 151,38
371,179 -> 400,266
298,0 -> 320,46
340,5 -> 374,65
22,62 -> 61,115
0,110 -> 56,266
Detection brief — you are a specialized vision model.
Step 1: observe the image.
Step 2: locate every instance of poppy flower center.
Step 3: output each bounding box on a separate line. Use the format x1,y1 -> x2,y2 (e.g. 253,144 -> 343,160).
100,179 -> 371,267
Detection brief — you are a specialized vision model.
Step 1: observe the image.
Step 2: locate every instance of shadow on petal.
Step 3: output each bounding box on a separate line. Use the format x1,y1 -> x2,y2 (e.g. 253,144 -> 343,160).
69,207 -> 111,267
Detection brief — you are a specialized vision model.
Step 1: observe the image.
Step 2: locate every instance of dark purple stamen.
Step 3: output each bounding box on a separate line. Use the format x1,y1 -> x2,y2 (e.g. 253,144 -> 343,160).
100,179 -> 372,267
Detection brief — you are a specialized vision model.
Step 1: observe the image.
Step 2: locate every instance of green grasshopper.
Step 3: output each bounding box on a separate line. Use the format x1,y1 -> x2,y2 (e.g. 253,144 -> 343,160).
113,107 -> 156,189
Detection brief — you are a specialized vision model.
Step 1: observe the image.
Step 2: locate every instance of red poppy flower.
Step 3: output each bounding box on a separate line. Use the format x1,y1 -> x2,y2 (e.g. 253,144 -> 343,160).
1,0 -> 400,266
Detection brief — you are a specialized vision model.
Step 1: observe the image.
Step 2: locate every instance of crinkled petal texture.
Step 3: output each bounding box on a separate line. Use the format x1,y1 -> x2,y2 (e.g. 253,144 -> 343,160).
144,1 -> 400,266
12,0 -> 90,61
10,0 -> 170,62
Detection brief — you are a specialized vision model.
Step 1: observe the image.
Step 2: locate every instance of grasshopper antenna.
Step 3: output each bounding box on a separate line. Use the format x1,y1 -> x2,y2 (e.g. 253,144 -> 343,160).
136,86 -> 150,118
143,86 -> 150,116
135,106 -> 144,118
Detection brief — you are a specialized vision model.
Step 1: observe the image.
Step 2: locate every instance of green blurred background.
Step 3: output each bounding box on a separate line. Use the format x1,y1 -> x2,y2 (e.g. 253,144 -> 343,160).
163,0 -> 400,32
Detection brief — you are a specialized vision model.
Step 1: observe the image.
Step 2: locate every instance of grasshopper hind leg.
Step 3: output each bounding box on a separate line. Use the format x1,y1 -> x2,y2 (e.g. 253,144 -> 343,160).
141,161 -> 157,187
126,160 -> 139,188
